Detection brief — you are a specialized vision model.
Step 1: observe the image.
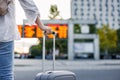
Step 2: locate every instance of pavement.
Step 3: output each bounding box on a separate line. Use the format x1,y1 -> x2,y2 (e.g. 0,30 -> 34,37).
14,59 -> 120,71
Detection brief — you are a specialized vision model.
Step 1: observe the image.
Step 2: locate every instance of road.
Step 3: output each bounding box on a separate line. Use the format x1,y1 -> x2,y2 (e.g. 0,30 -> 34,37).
14,59 -> 120,80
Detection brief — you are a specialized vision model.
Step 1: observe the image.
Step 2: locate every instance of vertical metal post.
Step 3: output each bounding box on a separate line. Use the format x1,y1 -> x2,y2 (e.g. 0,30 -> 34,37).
53,34 -> 56,71
42,35 -> 45,72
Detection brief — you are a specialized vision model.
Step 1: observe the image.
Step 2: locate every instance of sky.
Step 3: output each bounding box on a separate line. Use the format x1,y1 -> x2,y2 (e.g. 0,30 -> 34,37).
14,0 -> 71,53
15,0 -> 71,24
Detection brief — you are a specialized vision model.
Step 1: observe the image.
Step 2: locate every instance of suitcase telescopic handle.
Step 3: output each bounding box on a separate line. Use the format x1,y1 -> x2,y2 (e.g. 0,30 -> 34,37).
42,31 -> 56,72
44,31 -> 56,35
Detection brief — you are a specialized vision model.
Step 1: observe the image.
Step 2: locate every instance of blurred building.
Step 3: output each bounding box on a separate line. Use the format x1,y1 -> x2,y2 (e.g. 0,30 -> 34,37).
71,0 -> 120,29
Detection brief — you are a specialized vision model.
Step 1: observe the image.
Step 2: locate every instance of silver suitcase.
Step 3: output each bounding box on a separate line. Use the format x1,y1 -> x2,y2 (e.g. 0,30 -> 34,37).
35,32 -> 76,80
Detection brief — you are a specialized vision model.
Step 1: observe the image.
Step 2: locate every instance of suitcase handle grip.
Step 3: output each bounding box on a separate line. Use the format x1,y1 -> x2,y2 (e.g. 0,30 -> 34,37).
44,31 -> 56,35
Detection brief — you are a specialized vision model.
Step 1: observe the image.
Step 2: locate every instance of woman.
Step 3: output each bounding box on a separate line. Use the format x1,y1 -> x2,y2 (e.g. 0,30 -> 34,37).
0,0 -> 52,80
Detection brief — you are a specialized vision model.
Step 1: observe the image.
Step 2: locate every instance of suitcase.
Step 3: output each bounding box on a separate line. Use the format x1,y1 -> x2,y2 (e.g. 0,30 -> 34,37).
35,32 -> 76,80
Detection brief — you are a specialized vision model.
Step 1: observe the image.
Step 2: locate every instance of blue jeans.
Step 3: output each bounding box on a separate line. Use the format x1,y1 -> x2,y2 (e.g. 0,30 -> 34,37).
0,41 -> 14,80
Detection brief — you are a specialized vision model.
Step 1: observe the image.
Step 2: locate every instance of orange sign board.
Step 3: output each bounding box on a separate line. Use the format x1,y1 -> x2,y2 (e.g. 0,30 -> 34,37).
18,24 -> 68,39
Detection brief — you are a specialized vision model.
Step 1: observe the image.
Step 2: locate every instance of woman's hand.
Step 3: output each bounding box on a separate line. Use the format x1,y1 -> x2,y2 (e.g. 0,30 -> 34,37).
42,26 -> 52,34
35,16 -> 52,34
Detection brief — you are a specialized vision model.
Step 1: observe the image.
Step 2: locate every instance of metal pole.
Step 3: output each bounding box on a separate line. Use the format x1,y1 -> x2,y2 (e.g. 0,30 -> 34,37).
53,35 -> 56,71
42,35 -> 45,72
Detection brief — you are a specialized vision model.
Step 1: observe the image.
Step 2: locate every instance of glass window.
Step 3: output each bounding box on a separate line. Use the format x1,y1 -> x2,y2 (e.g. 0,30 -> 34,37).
106,18 -> 108,21
99,4 -> 102,7
87,13 -> 90,16
81,13 -> 84,16
93,3 -> 95,6
74,3 -> 77,6
100,13 -> 102,17
105,4 -> 108,7
117,0 -> 120,2
113,18 -> 115,21
119,13 -> 120,16
112,24 -> 114,26
106,13 -> 108,16
81,0 -> 84,2
74,9 -> 78,15
82,3 -> 84,6
111,13 -> 114,17
81,8 -> 83,11
88,8 -> 90,11
99,8 -> 102,11
87,4 -> 90,7
118,19 -> 120,22
106,8 -> 108,11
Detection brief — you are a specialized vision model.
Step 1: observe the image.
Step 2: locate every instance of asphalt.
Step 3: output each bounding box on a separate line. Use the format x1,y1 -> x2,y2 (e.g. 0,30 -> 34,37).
14,59 -> 120,71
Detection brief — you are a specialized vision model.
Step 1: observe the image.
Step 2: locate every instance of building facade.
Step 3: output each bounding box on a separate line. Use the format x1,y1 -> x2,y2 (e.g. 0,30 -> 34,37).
71,0 -> 120,29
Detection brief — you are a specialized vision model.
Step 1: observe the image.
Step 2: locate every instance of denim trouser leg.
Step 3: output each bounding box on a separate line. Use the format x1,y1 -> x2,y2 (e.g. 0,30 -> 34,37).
0,41 -> 14,80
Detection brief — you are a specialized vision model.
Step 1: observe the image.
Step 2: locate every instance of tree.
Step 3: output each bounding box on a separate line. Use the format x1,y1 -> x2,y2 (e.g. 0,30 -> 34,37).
30,45 -> 42,57
74,24 -> 81,34
97,25 -> 117,55
88,24 -> 96,34
48,5 -> 62,19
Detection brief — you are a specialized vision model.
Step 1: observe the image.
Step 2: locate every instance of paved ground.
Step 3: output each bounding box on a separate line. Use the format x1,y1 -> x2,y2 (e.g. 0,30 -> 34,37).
14,59 -> 120,80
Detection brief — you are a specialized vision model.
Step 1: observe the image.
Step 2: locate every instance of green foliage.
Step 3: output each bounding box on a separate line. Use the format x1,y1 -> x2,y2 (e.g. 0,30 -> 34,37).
38,39 -> 68,54
35,39 -> 68,53
56,39 -> 68,53
48,5 -> 62,19
89,24 -> 96,34
30,45 -> 42,57
97,25 -> 117,52
74,24 -> 81,34
117,29 -> 120,43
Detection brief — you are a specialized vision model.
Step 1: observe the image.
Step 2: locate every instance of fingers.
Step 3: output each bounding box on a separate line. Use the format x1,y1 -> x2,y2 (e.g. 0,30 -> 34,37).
43,26 -> 53,34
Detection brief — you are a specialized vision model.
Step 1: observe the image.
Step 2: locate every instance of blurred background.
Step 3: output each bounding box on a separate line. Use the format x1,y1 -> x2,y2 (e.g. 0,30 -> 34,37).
14,0 -> 120,80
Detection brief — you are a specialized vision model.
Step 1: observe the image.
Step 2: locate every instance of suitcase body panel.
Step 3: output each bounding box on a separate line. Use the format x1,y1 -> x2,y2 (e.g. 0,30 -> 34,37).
35,71 -> 76,80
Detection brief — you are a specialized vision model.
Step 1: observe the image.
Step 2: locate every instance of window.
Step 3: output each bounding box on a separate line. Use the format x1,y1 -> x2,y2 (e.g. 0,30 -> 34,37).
106,18 -> 108,22
111,13 -> 114,17
112,24 -> 114,26
87,4 -> 90,7
106,8 -> 108,11
106,13 -> 108,16
81,8 -> 83,11
99,4 -> 102,7
93,3 -> 95,6
81,0 -> 84,2
81,13 -> 84,16
113,18 -> 115,21
81,3 -> 84,6
88,8 -> 90,11
117,0 -> 119,2
74,3 -> 77,6
100,14 -> 102,16
74,8 -> 78,15
87,13 -> 90,16
105,4 -> 108,7
99,8 -> 102,11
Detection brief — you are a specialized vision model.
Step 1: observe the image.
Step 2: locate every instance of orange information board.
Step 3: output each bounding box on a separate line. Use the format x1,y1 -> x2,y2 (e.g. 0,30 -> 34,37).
18,24 -> 68,39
